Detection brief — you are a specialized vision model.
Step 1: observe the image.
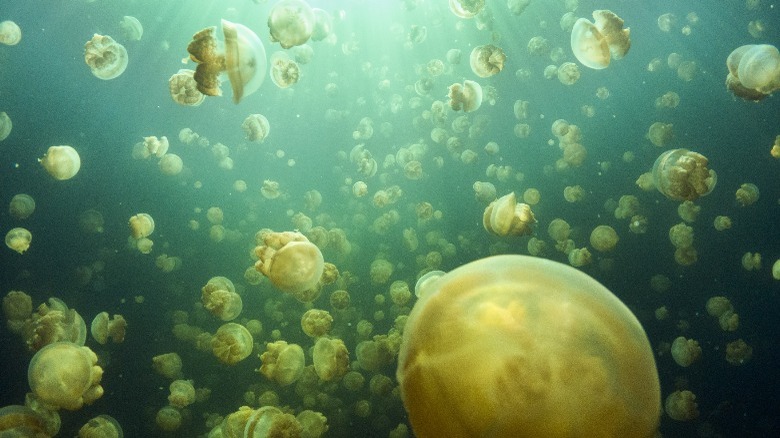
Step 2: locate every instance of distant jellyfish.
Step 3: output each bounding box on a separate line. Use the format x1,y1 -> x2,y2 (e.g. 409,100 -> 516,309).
5,227 -> 32,254
158,154 -> 183,176
168,69 -> 205,106
269,51 -> 300,88
84,34 -> 128,80
268,0 -> 315,49
482,192 -> 536,236
469,44 -> 506,77
39,145 -> 81,180
254,231 -> 325,296
187,20 -> 267,103
9,194 -> 35,220
0,20 -> 21,46
571,10 -> 631,69
447,80 -> 482,112
242,114 -> 270,142
310,8 -> 333,42
89,312 -> 127,344
0,111 -> 12,141
128,213 -> 155,239
119,15 -> 143,41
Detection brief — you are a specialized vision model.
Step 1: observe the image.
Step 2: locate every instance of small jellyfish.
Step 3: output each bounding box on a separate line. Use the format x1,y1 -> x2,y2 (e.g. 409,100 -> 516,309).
258,341 -> 305,386
84,34 -> 128,80
571,10 -> 631,69
254,231 -> 325,297
269,51 -> 300,88
652,149 -> 717,201
268,0 -> 315,49
0,111 -> 12,141
447,80 -> 482,112
469,44 -> 506,78
89,312 -> 127,344
168,69 -> 205,106
9,194 -> 35,220
5,227 -> 32,254
119,16 -> 143,41
242,114 -> 270,142
482,192 -> 536,236
211,322 -> 253,365
0,20 -> 22,46
39,145 -> 81,180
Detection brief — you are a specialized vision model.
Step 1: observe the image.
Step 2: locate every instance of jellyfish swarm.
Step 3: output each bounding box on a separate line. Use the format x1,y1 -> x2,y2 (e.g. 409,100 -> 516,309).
187,19 -> 267,104
397,255 -> 660,437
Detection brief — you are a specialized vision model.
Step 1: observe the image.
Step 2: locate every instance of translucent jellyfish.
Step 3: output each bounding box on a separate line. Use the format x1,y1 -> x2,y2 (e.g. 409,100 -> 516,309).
657,13 -> 676,32
469,44 -> 506,78
312,337 -> 349,381
742,252 -> 762,271
655,91 -> 680,108
28,342 -> 104,410
156,406 -> 182,432
5,227 -> 31,254
261,180 -> 281,199
89,312 -> 127,344
449,0 -> 485,18
571,10 -> 631,69
78,414 -> 123,438
670,336 -> 701,367
254,231 -> 325,296
158,154 -> 183,176
0,111 -> 12,141
568,247 -> 592,267
665,390 -> 698,421
301,309 -> 333,337
677,201 -> 700,223
244,406 -> 303,436
128,213 -> 155,239
3,290 -> 32,334
508,0 -> 531,15
646,122 -> 674,147
119,15 -> 143,41
0,405 -> 50,436
9,194 -> 35,220
735,182 -> 759,206
557,62 -> 581,85
268,0 -> 315,49
187,20 -> 267,103
0,20 -> 21,45
84,34 -> 128,80
201,276 -> 243,321
447,80 -> 482,112
242,114 -> 270,142
310,8 -> 333,42
725,339 -> 753,365
397,255 -> 660,437
152,353 -> 183,379
547,218 -> 571,242
713,215 -> 732,231
652,149 -> 717,201
168,69 -> 205,106
39,145 -> 81,180
258,341 -> 305,386
725,44 -> 780,100
483,192 -> 537,236
168,379 -> 196,408
212,322 -> 253,365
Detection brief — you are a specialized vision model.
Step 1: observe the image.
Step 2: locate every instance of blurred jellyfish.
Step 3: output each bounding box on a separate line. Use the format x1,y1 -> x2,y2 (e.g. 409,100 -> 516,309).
242,114 -> 270,142
726,44 -> 780,101
469,44 -> 506,78
0,20 -> 21,45
268,0 -> 315,48
652,149 -> 717,201
269,51 -> 300,88
0,111 -> 12,141
5,227 -> 31,254
119,16 -> 143,41
84,34 -> 128,80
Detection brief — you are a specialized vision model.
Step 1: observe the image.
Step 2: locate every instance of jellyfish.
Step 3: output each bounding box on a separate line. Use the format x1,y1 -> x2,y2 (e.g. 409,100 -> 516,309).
312,337 -> 350,381
726,44 -> 780,100
84,34 -> 128,80
447,80 -> 483,112
28,342 -> 104,410
397,255 -> 660,437
301,309 -> 333,337
23,298 -> 87,352
119,15 -> 143,41
211,322 -> 253,365
9,194 -> 35,220
128,213 -> 155,239
89,312 -> 127,344
665,390 -> 699,421
735,183 -> 759,206
0,406 -> 49,436
647,122 -> 674,147
652,149 -> 717,201
168,379 -> 196,408
168,69 -> 205,106
449,0 -> 485,18
268,0 -> 315,49
269,51 -> 300,88
39,145 -> 81,180
670,336 -> 701,367
242,113 -> 270,142
310,8 -> 333,42
590,225 -> 619,252
244,406 -> 303,436
5,227 -> 31,254
0,21 -> 21,46
78,414 -> 123,438
186,20 -> 267,103
557,62 -> 581,85
152,353 -> 183,380
3,290 -> 32,334
258,341 -> 305,386
482,192 -> 537,236
254,231 -> 325,296
0,111 -> 11,141
470,44 -> 506,78
571,10 -> 631,69
201,276 -> 243,321
155,406 -> 182,432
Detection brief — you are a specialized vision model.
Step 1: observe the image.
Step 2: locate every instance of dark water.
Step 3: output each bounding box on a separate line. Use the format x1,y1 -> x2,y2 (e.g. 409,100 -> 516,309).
1,0 -> 780,436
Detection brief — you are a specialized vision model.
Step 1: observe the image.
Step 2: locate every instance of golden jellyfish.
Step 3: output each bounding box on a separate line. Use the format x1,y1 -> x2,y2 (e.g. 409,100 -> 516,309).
646,122 -> 674,147
557,61 -> 581,85
0,111 -> 12,141
3,290 -> 32,333
670,336 -> 701,367
482,192 -> 537,237
735,182 -> 759,206
725,44 -> 780,101
152,353 -> 183,380
187,19 -> 267,103
397,255 -> 660,437
330,289 -> 351,310
155,406 -> 182,432
310,8 -> 333,41
652,149 -> 717,201
84,34 -> 128,80
244,406 -> 303,437
242,113 -> 270,142
571,10 -> 631,69
254,231 -> 325,295
301,309 -> 333,337
773,259 -> 780,280
261,179 -> 281,199
5,227 -> 31,254
547,218 -> 571,242
28,342 -> 104,410
448,80 -> 483,112
168,69 -> 205,106
39,145 -> 81,180
128,213 -> 154,239
211,322 -> 253,365
449,0 -> 485,18
89,312 -> 127,344
9,194 -> 35,220
742,252 -> 762,271
312,337 -> 350,381
269,51 -> 300,88
158,153 -> 183,176
0,405 -> 51,436
119,15 -> 143,41
0,20 -> 21,45
23,298 -> 87,352
563,185 -> 585,203
473,181 -> 497,204
268,0 -> 315,49
568,247 -> 592,267
725,339 -> 753,365
389,280 -> 412,306
677,200 -> 700,223
469,44 -> 506,78
589,225 -> 619,252
370,258 -> 394,284
168,379 -> 196,408
206,206 -> 223,225
78,414 -> 123,438
201,276 -> 242,321
665,390 -> 699,421
258,341 -> 305,386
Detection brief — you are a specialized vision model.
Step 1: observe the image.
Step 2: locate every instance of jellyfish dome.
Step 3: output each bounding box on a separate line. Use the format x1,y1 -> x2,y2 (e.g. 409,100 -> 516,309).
397,255 -> 660,437
725,44 -> 780,100
84,34 -> 128,80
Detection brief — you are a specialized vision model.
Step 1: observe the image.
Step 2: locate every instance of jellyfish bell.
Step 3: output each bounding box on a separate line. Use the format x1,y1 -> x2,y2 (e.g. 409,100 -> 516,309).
39,145 -> 81,180
186,19 -> 267,104
570,19 -> 609,69
84,34 -> 128,80
268,0 -> 315,49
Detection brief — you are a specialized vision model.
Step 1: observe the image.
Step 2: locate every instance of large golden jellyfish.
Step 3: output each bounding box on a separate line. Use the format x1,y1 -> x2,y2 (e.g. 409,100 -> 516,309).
725,44 -> 780,101
0,20 -> 21,46
397,255 -> 660,437
254,231 -> 325,296
84,34 -> 128,80
571,10 -> 631,69
482,192 -> 536,237
168,69 -> 205,106
447,80 -> 482,112
652,149 -> 717,201
39,145 -> 81,180
470,44 -> 506,78
28,342 -> 104,410
186,19 -> 267,103
268,0 -> 315,49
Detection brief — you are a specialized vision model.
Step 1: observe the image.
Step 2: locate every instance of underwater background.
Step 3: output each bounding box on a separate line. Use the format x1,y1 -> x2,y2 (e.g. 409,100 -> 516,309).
2,0 -> 780,436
